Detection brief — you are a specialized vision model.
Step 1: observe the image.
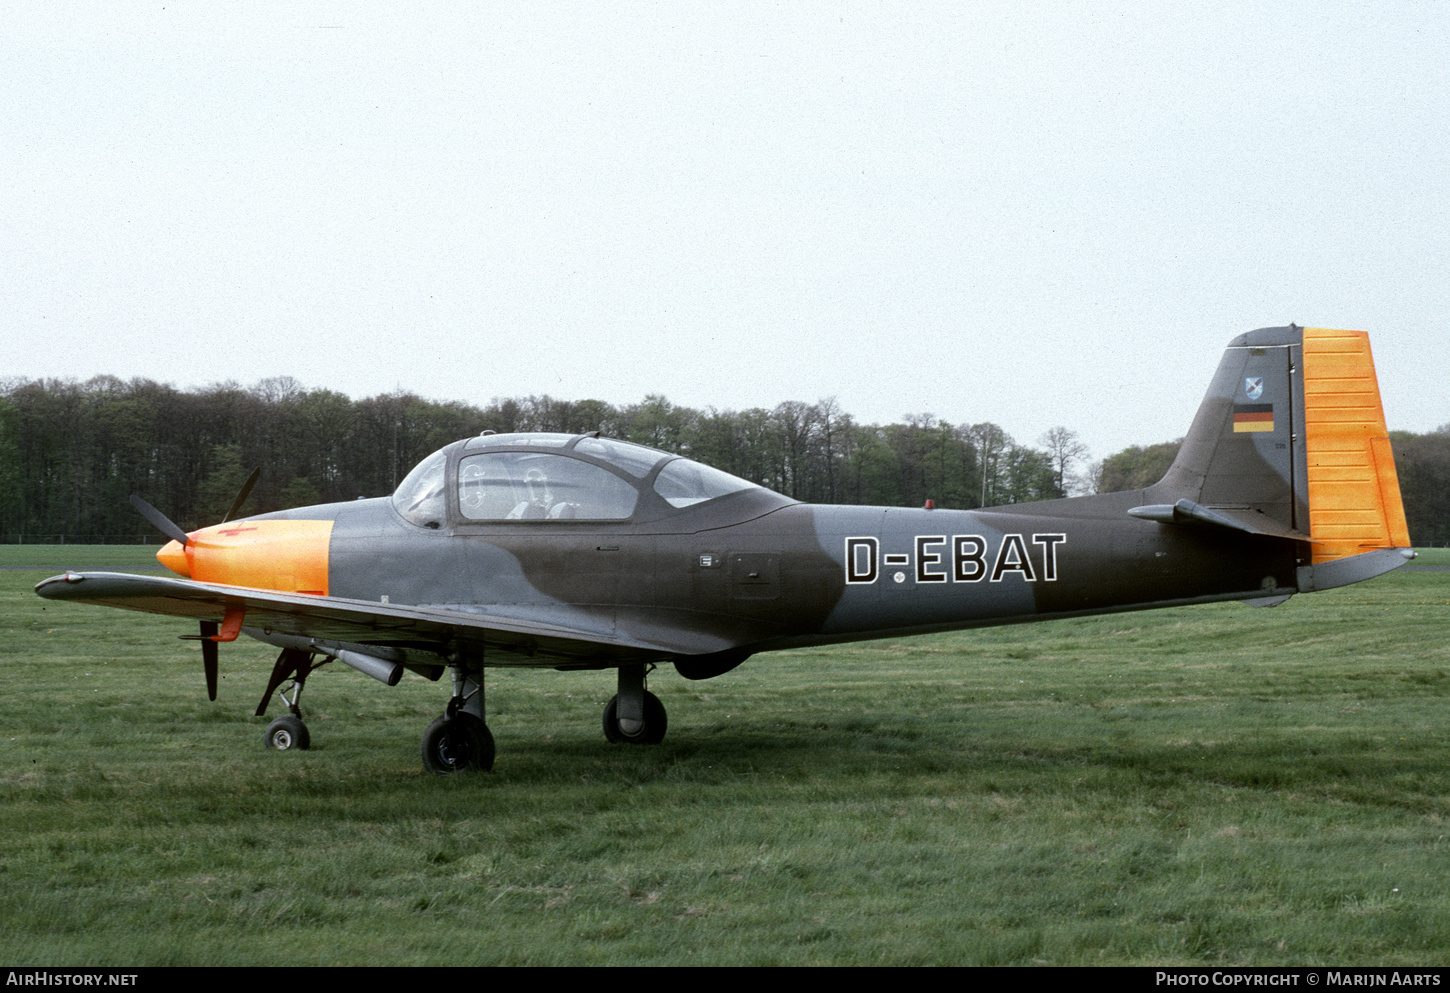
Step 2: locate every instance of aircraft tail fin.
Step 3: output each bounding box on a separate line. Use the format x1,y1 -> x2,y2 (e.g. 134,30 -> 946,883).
1140,325 -> 1411,588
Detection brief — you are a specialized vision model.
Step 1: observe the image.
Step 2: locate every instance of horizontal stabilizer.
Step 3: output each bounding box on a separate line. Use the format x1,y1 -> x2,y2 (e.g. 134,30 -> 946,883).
1297,547 -> 1416,592
1127,498 -> 1313,541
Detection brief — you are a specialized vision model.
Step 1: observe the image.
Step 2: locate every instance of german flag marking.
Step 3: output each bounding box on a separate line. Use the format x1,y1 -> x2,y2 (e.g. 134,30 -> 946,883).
1233,403 -> 1274,433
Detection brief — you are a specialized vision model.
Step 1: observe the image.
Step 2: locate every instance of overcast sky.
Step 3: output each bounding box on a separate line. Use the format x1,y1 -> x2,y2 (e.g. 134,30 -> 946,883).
5,2 -> 1447,465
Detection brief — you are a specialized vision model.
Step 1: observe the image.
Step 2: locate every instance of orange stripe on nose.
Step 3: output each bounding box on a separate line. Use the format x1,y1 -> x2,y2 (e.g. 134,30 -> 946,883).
183,520 -> 333,595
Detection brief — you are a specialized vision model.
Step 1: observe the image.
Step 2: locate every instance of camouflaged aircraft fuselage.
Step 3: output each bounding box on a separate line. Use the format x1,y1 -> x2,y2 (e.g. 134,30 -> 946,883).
35,325 -> 1414,772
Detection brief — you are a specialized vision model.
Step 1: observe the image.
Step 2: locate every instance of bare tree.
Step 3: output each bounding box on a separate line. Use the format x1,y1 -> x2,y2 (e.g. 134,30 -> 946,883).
967,422 -> 1009,507
1039,426 -> 1090,496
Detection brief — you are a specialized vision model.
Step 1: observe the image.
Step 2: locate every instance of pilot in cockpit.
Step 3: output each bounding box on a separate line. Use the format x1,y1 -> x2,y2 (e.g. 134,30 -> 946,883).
507,467 -> 554,520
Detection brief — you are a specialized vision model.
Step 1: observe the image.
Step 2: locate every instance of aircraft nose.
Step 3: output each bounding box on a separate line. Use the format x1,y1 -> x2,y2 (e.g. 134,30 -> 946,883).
184,520 -> 334,594
157,539 -> 192,578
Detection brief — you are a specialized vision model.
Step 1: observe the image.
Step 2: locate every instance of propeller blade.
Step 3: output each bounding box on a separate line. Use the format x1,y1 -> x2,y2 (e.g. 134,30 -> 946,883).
200,621 -> 219,701
222,468 -> 261,524
129,494 -> 190,547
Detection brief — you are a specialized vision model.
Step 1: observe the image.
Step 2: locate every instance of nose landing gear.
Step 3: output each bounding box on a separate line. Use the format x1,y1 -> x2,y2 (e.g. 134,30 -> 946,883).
256,647 -> 325,751
264,713 -> 310,751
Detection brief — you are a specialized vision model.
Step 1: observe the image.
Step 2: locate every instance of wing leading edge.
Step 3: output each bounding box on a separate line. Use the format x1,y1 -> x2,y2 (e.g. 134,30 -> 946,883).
33,571 -> 707,669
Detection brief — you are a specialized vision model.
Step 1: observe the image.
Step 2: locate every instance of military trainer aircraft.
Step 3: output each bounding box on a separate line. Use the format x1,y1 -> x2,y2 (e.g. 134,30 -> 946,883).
35,325 -> 1413,774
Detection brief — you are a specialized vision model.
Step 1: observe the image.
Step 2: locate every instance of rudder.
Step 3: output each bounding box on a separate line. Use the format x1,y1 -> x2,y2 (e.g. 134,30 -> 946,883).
1301,327 -> 1411,564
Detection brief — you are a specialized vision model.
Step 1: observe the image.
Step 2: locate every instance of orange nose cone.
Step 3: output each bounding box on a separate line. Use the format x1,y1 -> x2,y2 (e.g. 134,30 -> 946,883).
157,539 -> 192,578
188,520 -> 332,594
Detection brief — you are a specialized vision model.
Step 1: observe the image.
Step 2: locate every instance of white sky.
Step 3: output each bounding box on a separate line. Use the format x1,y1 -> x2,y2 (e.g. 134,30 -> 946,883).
4,1 -> 1447,464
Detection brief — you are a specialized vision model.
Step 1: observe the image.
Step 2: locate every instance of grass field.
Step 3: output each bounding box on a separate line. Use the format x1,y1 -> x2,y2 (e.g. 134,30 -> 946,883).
3,546 -> 1448,965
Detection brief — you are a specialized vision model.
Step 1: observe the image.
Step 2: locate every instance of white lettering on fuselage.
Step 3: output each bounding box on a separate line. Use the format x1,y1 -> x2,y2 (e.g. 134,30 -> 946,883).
845,534 -> 1065,586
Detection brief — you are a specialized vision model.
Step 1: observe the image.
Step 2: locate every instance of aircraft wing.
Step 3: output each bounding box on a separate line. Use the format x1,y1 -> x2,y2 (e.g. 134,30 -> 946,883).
34,571 -> 706,669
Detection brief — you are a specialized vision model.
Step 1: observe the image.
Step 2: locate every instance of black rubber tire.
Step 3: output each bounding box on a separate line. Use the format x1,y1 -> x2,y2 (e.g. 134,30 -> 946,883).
264,715 -> 310,751
602,690 -> 667,745
420,714 -> 495,774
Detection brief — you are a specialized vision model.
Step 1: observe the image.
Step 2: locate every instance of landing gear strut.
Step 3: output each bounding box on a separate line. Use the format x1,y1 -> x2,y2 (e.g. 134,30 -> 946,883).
421,658 -> 494,774
256,647 -> 327,751
603,663 -> 667,744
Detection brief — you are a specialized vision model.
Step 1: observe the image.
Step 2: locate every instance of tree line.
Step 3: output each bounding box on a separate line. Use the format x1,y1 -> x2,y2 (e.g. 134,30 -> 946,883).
1,376 -> 1443,545
0,376 -> 1069,540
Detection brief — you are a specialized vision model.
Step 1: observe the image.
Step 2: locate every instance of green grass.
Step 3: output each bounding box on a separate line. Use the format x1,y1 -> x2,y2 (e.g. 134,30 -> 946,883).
3,548 -> 1449,965
2,544 -> 163,570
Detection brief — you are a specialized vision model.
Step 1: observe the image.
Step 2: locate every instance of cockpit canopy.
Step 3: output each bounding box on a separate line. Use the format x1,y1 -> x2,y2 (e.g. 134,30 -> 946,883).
391,433 -> 767,529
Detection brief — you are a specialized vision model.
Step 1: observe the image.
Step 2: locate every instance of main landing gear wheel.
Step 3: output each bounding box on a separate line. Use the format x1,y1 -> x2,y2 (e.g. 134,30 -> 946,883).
421,714 -> 495,774
264,714 -> 310,751
602,691 -> 667,745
